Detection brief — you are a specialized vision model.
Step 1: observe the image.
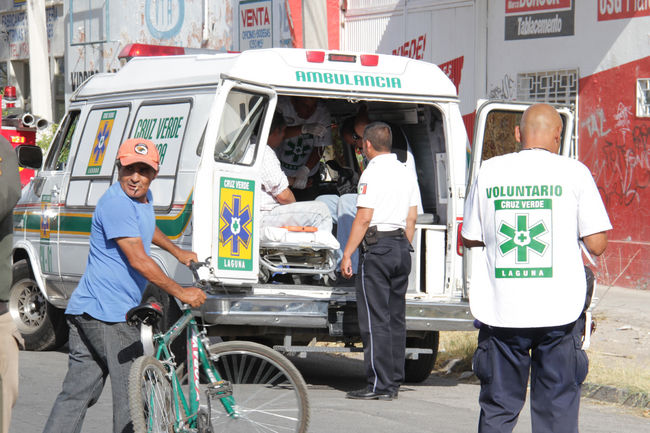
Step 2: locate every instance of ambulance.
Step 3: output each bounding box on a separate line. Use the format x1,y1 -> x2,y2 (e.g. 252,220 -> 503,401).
10,46 -> 575,382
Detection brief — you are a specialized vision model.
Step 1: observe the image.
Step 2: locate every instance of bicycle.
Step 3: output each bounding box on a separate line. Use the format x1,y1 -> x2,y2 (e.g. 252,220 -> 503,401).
126,262 -> 310,433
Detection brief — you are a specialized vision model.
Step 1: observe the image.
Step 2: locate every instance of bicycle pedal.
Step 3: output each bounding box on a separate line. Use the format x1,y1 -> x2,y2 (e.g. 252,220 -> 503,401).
206,380 -> 233,398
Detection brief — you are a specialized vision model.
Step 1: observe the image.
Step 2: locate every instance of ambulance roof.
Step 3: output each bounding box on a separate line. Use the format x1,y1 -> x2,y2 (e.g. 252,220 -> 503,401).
74,48 -> 457,100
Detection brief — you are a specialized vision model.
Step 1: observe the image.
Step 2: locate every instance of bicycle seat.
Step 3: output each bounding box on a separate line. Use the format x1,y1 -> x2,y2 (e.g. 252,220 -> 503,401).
126,302 -> 163,327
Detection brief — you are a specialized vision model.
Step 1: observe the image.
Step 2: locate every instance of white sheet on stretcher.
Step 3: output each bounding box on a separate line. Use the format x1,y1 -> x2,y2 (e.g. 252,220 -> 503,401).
261,226 -> 340,250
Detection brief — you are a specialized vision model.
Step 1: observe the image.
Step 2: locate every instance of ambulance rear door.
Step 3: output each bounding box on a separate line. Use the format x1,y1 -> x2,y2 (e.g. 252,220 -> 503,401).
463,100 -> 575,296
193,79 -> 277,285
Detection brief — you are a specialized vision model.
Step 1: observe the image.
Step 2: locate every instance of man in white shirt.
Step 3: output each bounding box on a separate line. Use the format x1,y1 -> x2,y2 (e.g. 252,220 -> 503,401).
260,113 -> 332,234
341,122 -> 419,401
462,104 -> 611,433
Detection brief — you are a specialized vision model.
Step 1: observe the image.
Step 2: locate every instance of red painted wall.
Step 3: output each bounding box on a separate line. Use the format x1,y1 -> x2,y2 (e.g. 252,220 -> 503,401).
579,56 -> 650,289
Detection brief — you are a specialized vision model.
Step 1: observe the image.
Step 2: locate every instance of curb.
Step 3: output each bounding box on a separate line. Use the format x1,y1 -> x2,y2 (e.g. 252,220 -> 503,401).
582,383 -> 650,408
454,371 -> 650,409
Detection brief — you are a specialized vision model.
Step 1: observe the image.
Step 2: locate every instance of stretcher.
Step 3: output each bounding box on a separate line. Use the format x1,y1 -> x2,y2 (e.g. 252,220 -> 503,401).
258,226 -> 340,283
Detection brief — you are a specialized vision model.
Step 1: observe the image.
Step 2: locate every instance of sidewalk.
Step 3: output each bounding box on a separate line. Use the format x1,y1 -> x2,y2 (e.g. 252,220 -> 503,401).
582,285 -> 650,408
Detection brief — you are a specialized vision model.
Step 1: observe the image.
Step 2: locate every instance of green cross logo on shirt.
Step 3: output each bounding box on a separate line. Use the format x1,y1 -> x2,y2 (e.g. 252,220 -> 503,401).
284,138 -> 311,163
498,214 -> 548,263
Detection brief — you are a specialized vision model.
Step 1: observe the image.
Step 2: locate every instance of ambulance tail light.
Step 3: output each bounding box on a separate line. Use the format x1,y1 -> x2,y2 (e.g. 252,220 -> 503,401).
457,222 -> 464,256
118,43 -> 185,61
306,51 -> 325,63
360,54 -> 379,66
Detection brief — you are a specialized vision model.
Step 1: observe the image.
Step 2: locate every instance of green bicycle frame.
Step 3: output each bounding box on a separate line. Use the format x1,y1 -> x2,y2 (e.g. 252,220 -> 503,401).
152,307 -> 237,430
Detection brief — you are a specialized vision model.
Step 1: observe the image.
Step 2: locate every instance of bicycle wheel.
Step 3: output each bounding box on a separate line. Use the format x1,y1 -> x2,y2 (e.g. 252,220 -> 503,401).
129,355 -> 176,433
204,341 -> 309,433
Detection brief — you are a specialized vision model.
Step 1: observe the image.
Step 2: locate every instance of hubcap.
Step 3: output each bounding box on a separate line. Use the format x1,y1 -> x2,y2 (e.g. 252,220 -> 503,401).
9,279 -> 47,334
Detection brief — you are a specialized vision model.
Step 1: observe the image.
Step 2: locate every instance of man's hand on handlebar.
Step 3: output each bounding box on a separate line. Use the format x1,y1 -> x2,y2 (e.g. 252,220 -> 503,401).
175,249 -> 199,267
178,286 -> 207,307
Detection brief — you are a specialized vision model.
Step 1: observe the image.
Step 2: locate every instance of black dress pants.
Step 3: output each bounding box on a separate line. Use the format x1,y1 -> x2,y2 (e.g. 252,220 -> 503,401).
356,235 -> 411,394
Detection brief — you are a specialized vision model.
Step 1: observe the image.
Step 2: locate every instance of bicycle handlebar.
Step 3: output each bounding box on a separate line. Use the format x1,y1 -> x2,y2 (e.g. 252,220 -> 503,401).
188,260 -> 209,289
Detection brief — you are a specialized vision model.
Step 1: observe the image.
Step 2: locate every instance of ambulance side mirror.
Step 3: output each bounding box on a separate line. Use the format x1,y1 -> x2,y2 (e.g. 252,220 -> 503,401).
15,145 -> 43,169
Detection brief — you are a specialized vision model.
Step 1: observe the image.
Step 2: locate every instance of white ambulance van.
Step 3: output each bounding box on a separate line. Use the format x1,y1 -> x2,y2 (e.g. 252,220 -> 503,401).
11,46 -> 575,381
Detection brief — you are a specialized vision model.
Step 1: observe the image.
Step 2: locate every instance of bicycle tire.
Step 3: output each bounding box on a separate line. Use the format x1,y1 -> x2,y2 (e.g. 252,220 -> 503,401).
129,355 -> 176,433
204,341 -> 310,433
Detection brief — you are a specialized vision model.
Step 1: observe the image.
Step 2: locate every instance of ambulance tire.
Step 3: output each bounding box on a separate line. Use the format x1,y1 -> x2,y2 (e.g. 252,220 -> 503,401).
8,260 -> 69,351
404,331 -> 439,383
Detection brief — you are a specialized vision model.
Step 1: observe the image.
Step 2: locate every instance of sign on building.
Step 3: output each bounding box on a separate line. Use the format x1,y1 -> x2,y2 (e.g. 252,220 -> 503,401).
505,0 -> 575,40
239,0 -> 273,50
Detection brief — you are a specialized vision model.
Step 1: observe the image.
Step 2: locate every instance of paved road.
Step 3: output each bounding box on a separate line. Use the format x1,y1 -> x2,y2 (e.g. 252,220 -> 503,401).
10,348 -> 649,433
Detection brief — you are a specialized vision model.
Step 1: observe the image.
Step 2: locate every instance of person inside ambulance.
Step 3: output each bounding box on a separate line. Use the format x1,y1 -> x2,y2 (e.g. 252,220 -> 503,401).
276,96 -> 333,200
316,104 -> 420,283
259,112 -> 334,239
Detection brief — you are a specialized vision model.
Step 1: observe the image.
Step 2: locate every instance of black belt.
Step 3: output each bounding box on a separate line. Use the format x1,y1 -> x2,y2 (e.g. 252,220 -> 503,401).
375,228 -> 405,239
0,301 -> 8,315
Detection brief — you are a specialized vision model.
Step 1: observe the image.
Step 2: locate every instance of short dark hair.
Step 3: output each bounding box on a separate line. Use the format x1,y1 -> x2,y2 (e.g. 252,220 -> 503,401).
363,121 -> 392,152
271,112 -> 286,133
341,116 -> 355,136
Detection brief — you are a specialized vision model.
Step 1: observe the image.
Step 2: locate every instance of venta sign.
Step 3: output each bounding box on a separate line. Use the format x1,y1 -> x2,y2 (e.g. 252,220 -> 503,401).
505,0 -> 574,40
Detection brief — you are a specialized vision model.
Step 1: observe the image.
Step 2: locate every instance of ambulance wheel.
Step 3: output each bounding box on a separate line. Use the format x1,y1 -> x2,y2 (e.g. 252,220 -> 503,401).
8,260 -> 68,351
404,331 -> 439,383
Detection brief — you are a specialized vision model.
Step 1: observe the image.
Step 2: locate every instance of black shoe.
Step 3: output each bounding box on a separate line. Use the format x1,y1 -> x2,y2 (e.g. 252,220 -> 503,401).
346,388 -> 394,401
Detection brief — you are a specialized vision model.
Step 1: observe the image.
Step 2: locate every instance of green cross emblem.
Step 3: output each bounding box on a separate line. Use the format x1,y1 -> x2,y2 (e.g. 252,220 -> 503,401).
284,138 -> 311,163
231,217 -> 241,235
498,214 -> 547,263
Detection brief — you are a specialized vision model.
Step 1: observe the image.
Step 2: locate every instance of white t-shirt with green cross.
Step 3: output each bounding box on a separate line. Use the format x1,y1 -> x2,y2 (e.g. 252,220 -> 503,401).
462,149 -> 611,328
276,97 -> 332,177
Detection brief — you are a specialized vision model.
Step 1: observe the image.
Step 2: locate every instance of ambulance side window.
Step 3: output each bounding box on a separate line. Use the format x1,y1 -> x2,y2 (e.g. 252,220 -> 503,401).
66,106 -> 130,207
214,90 -> 267,165
43,110 -> 80,171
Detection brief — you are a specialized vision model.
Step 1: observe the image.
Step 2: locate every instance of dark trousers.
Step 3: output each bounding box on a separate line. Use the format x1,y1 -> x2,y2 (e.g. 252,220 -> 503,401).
356,236 -> 411,394
473,315 -> 588,433
44,315 -> 143,433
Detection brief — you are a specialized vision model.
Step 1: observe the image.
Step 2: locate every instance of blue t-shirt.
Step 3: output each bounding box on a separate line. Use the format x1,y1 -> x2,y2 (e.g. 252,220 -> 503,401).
66,182 -> 156,322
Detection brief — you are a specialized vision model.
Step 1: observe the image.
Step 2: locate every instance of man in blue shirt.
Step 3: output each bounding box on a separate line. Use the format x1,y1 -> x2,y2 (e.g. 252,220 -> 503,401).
44,138 -> 206,433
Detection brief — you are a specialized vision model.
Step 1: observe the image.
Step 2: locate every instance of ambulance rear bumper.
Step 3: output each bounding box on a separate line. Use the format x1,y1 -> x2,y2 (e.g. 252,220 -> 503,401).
199,291 -> 474,331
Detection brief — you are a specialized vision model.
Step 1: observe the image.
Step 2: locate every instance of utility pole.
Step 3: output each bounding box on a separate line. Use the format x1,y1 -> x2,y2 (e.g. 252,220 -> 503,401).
27,0 -> 53,122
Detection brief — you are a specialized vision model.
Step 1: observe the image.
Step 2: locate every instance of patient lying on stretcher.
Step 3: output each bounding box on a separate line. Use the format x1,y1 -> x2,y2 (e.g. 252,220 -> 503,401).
258,113 -> 339,253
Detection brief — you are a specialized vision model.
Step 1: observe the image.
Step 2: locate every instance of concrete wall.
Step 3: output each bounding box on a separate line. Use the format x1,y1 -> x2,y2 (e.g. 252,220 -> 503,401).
485,1 -> 650,289
341,0 -> 650,288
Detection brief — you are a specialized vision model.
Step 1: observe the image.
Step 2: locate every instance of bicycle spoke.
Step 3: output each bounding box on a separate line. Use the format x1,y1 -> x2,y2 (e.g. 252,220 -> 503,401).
129,356 -> 175,433
204,342 -> 309,433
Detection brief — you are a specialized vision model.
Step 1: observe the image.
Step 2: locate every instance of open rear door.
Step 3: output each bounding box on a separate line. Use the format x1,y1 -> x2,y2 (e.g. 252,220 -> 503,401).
463,100 -> 575,296
193,79 -> 277,285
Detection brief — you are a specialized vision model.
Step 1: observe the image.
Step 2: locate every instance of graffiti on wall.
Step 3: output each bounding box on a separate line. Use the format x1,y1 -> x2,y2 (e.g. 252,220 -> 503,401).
578,57 -> 650,289
583,108 -> 650,208
488,73 -> 516,100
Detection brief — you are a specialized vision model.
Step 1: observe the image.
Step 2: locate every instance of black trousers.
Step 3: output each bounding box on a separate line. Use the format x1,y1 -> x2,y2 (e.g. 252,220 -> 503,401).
474,315 -> 588,433
356,235 -> 411,394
